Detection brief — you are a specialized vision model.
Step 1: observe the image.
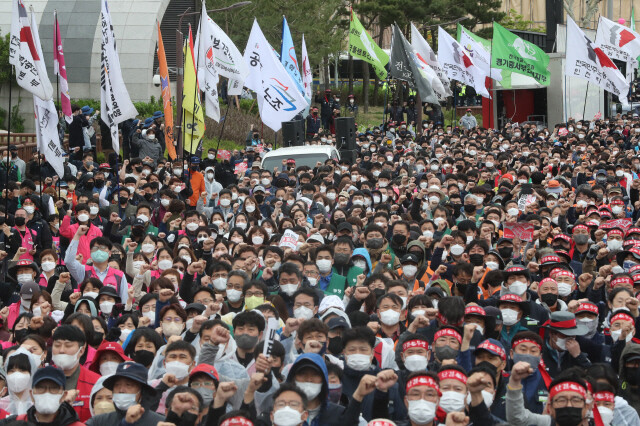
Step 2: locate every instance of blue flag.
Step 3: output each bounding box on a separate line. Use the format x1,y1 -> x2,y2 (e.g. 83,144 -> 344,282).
281,16 -> 304,95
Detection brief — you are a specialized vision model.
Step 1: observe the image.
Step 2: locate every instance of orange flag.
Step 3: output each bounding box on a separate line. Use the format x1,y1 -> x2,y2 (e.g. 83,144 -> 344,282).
157,21 -> 176,160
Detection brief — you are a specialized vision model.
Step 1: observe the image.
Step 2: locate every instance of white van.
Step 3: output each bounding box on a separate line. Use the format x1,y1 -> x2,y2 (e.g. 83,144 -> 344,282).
260,146 -> 341,170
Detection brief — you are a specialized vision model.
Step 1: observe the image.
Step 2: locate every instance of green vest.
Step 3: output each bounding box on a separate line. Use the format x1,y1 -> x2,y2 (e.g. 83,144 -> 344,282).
323,273 -> 348,297
343,266 -> 364,287
121,224 -> 159,252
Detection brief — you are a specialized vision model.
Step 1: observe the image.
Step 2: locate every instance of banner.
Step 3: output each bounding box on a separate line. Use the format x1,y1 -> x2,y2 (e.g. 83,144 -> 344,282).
100,0 -> 138,153
195,2 -> 248,96
29,10 -> 64,178
234,161 -> 248,175
281,16 -> 304,95
491,22 -> 550,86
565,16 -> 629,106
595,16 -> 640,63
10,0 -> 53,101
437,27 -> 489,98
457,24 -> 504,83
156,22 -> 176,160
348,10 -> 389,80
601,218 -> 632,230
53,11 -> 72,123
195,1 -> 220,123
503,222 -> 535,242
183,26 -> 206,154
216,149 -> 231,161
301,34 -> 313,101
279,229 -> 299,251
389,24 -> 438,104
242,19 -> 308,131
410,23 -> 452,100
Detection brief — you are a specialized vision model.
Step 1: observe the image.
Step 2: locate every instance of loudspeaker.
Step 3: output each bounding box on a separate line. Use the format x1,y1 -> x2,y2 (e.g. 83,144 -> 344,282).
335,117 -> 356,163
281,120 -> 305,147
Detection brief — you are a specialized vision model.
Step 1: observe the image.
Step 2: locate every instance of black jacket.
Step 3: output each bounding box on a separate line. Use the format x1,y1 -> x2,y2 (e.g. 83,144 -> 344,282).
0,402 -> 81,426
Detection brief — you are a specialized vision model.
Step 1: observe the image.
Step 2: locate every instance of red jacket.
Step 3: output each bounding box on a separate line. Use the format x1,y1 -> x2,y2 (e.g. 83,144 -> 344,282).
59,215 -> 103,264
71,366 -> 100,423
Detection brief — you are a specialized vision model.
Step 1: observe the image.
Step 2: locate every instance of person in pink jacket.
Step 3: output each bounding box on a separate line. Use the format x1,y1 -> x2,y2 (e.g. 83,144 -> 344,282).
59,203 -> 103,264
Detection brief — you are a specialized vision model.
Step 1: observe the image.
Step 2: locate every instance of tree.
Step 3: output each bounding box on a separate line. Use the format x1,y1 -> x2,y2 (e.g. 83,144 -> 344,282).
499,8 -> 545,33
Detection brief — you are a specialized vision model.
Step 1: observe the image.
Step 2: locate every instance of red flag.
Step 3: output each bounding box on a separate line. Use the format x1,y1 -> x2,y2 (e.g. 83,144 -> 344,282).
54,11 -> 72,123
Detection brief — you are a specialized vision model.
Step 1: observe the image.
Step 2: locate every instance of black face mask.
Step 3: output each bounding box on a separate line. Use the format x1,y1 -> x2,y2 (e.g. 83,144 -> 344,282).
391,233 -> 407,246
469,253 -> 484,266
455,282 -> 469,294
476,360 -> 497,376
14,217 -> 25,227
540,293 -> 558,306
135,166 -> 143,173
373,288 -> 386,299
464,204 -> 476,214
144,193 -> 154,201
85,182 -> 94,190
13,328 -> 28,343
254,194 -> 264,204
92,332 -> 104,346
133,350 -> 155,366
451,203 -> 462,213
94,179 -> 105,188
328,336 -> 344,355
554,406 -> 584,426
119,198 -> 128,205
498,247 -> 513,259
166,410 -> 198,426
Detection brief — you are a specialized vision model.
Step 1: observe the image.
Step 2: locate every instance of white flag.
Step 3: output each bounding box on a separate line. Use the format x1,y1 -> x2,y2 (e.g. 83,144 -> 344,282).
566,17 -> 629,106
100,0 -> 138,154
596,16 -> 640,63
410,23 -> 451,99
437,27 -> 489,98
195,2 -> 220,122
9,1 -> 53,101
301,34 -> 313,101
243,20 -> 308,131
458,27 -> 503,82
195,1 -> 248,97
33,97 -> 65,178
28,11 -> 64,178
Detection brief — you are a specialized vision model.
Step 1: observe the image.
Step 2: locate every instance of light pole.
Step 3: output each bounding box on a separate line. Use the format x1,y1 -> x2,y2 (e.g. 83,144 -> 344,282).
174,1 -> 251,155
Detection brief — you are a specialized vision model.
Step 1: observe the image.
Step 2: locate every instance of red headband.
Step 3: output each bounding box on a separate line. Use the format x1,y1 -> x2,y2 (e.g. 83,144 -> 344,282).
221,417 -> 254,426
465,305 -> 486,316
434,328 -> 462,345
403,339 -> 428,352
610,276 -> 633,288
553,270 -> 575,279
608,229 -> 624,237
500,294 -> 524,303
438,369 -> 467,384
627,228 -> 640,236
512,338 -> 542,351
611,312 -> 635,324
406,375 -> 440,394
554,234 -> 571,243
540,278 -> 557,286
541,255 -> 561,264
573,224 -> 588,232
549,382 -> 587,400
594,391 -> 615,403
576,303 -> 599,315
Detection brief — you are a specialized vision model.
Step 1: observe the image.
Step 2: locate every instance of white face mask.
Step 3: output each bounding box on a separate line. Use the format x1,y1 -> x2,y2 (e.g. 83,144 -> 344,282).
7,371 -> 30,393
407,399 -> 437,424
316,259 -> 332,274
611,328 -> 633,343
439,391 -> 467,413
501,308 -> 520,326
158,259 -> 173,271
294,306 -> 314,320
119,328 -> 133,342
165,360 -> 190,380
346,353 -> 371,371
212,277 -> 227,291
33,393 -> 62,414
557,282 -> 573,297
100,301 -> 115,315
161,198 -> 171,207
273,406 -> 303,426
41,261 -> 56,272
52,348 -> 81,370
100,361 -> 120,376
186,222 -> 199,232
485,261 -> 499,271
162,322 -> 184,337
295,381 -> 323,400
17,273 -> 33,284
245,205 -> 256,213
450,244 -> 464,256
89,206 -> 100,215
112,393 -> 139,411
507,207 -> 519,216
141,243 -> 155,254
379,309 -> 400,326
403,354 -> 428,372
598,406 -> 614,426
83,291 -> 98,300
143,310 -> 156,323
280,284 -> 298,296
509,280 -> 528,296
226,288 -> 242,303
307,277 -> 318,287
403,265 -> 418,277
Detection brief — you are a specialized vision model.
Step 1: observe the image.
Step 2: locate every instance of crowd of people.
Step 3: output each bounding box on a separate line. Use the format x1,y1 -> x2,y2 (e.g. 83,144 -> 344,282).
0,97 -> 639,426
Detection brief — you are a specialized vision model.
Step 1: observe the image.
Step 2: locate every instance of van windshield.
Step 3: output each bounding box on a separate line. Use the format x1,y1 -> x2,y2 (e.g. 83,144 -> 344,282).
262,152 -> 331,170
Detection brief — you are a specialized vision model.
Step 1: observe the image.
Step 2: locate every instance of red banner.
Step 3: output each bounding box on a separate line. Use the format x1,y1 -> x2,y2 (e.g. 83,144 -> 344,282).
503,222 -> 535,242
217,150 -> 231,161
601,218 -> 632,230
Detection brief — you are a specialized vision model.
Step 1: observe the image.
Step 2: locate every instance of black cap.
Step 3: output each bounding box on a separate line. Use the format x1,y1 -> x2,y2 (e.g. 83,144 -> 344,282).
32,366 -> 66,388
327,317 -> 350,330
400,253 -> 419,264
131,218 -> 146,228
337,222 -> 353,233
103,361 -> 156,395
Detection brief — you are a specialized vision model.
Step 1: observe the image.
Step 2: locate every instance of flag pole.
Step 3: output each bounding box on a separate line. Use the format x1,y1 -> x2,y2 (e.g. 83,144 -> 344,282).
5,67 -> 12,214
55,11 -> 59,108
582,82 -> 590,120
382,78 -> 389,126
215,101 -> 231,151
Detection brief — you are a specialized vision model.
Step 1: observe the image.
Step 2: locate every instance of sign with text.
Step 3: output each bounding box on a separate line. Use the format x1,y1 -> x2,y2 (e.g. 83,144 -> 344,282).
601,218 -> 632,230
234,161 -> 248,175
217,150 -> 231,161
262,317 -> 279,356
279,229 -> 299,251
504,222 -> 535,242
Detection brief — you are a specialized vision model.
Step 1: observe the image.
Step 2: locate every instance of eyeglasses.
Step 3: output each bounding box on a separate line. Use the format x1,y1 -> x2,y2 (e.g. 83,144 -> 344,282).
91,246 -> 110,252
33,385 -> 64,395
163,317 -> 183,324
245,291 -> 264,298
274,400 -> 302,409
552,396 -> 585,408
197,298 -> 214,304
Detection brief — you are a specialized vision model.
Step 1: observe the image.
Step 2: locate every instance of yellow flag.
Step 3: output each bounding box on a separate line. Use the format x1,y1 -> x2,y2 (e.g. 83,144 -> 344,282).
183,26 -> 205,154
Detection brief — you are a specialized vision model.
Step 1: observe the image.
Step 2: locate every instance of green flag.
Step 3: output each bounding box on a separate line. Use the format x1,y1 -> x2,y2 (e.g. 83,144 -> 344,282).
457,24 -> 512,88
491,22 -> 550,86
348,10 -> 389,80
632,8 -> 640,67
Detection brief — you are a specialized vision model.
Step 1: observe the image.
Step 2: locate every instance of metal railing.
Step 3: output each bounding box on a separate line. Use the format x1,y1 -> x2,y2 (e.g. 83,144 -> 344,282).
0,134 -> 109,160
